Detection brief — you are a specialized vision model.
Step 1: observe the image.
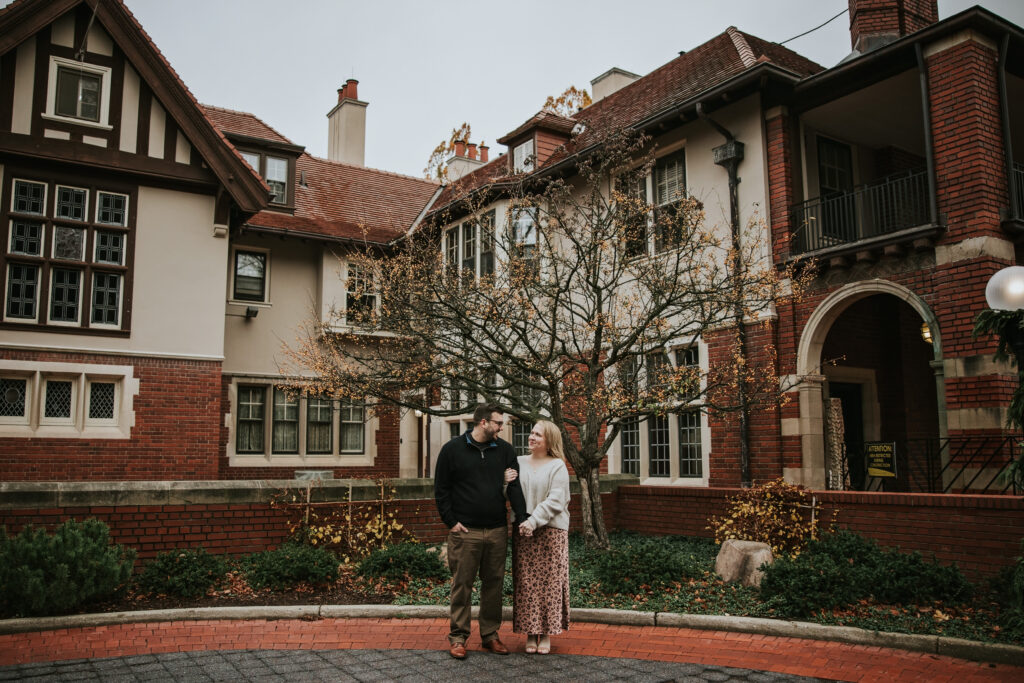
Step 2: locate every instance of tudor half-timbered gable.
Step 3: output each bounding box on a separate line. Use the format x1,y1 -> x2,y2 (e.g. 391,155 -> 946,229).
0,0 -> 266,480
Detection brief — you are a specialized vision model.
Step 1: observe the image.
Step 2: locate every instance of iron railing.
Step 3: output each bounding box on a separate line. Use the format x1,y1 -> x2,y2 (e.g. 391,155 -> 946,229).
851,435 -> 1021,494
792,169 -> 930,255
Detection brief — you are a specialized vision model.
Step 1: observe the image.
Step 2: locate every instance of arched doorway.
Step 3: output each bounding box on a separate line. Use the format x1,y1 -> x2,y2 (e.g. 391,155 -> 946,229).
794,280 -> 946,490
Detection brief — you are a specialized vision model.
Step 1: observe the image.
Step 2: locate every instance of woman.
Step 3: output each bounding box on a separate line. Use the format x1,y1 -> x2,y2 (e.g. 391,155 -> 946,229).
504,420 -> 570,654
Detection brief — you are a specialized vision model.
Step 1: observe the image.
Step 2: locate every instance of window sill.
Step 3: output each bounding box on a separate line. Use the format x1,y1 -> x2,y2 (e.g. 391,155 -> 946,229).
229,453 -> 375,467
639,476 -> 708,487
40,113 -> 113,131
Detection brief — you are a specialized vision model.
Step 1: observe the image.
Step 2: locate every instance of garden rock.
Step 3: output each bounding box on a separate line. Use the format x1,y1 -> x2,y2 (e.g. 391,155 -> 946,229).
715,539 -> 773,587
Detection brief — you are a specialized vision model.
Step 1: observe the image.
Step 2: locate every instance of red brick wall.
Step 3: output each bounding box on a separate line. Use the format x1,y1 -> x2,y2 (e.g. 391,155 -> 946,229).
617,485 -> 1024,577
0,490 -> 618,562
0,350 -> 222,480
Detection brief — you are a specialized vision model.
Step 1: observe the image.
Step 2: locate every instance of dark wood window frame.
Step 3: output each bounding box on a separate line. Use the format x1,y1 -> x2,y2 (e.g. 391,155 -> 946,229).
1,172 -> 134,336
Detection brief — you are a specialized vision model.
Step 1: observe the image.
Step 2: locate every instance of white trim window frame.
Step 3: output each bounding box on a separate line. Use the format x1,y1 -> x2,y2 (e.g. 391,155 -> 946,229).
344,261 -> 378,326
0,374 -> 31,425
513,138 -> 535,173
43,56 -> 113,130
0,360 -> 137,439
228,381 -> 375,466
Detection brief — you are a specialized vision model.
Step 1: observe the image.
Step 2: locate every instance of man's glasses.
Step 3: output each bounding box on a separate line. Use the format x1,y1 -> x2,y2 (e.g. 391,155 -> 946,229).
488,419 -> 505,428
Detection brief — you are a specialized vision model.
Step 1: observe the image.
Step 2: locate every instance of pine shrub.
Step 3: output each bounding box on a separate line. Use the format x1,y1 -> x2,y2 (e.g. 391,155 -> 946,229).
137,548 -> 228,599
242,542 -> 339,590
357,542 -> 448,582
0,518 -> 136,617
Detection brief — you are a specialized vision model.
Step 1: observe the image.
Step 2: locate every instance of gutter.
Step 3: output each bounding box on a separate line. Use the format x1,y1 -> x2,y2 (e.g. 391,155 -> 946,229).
915,43 -> 939,226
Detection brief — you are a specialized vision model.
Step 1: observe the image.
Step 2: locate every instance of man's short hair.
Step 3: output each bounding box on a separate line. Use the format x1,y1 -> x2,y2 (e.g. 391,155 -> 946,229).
473,403 -> 502,424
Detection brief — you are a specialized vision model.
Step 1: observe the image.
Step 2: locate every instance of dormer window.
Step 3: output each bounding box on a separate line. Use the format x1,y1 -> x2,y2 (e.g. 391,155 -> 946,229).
513,139 -> 535,173
238,150 -> 292,206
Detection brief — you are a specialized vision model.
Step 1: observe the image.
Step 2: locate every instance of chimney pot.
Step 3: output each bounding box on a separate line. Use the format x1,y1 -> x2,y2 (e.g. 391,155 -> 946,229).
480,145 -> 489,163
337,85 -> 346,103
454,140 -> 466,158
467,142 -> 478,160
344,78 -> 359,101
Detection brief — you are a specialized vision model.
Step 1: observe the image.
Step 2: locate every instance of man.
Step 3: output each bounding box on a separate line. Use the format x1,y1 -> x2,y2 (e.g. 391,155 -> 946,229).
434,403 -> 527,659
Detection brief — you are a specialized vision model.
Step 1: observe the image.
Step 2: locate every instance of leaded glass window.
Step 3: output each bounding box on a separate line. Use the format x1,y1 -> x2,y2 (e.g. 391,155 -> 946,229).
10,221 -> 42,255
96,192 -> 127,226
0,378 -> 27,419
53,226 -> 85,260
620,416 -> 640,476
678,409 -> 702,477
55,186 -> 87,221
88,382 -> 116,420
13,180 -> 44,214
44,380 -> 73,419
91,273 -> 120,325
95,231 -> 124,265
50,268 -> 80,322
6,264 -> 38,319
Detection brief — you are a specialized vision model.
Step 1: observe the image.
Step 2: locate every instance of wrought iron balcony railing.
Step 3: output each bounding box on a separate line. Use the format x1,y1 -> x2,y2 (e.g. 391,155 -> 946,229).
791,169 -> 930,255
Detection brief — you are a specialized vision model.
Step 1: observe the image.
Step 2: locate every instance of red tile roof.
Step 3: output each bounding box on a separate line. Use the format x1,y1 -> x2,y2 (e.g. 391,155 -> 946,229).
203,105 -> 295,145
246,154 -> 439,243
430,27 -> 823,215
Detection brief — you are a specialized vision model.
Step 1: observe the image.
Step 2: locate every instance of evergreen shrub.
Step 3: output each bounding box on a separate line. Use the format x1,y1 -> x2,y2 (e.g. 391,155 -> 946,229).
0,518 -> 136,617
357,542 -> 448,582
137,548 -> 228,598
242,542 -> 339,589
760,530 -> 972,618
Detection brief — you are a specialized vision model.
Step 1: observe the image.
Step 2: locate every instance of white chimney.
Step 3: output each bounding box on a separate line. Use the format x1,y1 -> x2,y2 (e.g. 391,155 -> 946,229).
590,67 -> 640,103
327,78 -> 367,166
446,139 -> 485,182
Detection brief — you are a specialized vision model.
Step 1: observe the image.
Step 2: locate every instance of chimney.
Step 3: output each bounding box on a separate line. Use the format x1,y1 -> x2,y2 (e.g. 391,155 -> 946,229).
447,139 -> 485,182
327,78 -> 368,166
848,0 -> 938,54
479,145 -> 489,163
590,67 -> 641,103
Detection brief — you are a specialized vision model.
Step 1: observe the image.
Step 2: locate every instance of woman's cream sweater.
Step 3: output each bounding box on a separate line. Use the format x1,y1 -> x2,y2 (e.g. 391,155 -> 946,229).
518,455 -> 570,531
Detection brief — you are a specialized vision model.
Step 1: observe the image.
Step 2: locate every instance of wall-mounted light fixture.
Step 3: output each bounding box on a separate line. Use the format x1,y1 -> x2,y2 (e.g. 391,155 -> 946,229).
245,306 -> 259,319
920,321 -> 933,344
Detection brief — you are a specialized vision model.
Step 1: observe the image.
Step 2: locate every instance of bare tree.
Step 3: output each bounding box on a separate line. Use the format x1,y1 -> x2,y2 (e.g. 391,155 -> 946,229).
283,127 -> 804,549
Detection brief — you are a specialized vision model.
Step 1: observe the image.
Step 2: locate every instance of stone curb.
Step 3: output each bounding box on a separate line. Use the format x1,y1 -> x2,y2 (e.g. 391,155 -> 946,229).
1,605 -> 1021,667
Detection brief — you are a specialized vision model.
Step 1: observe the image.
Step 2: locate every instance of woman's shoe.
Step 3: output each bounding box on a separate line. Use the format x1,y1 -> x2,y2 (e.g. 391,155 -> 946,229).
537,635 -> 550,655
525,635 -> 538,654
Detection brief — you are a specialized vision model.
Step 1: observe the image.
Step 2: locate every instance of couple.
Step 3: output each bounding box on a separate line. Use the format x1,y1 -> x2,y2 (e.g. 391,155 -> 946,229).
433,403 -> 571,659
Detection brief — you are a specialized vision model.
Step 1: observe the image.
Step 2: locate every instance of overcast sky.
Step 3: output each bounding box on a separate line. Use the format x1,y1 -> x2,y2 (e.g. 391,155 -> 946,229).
33,1 -> 1024,177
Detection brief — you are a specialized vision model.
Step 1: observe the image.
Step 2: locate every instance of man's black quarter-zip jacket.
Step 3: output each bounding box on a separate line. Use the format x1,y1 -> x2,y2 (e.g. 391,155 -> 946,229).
434,431 -> 528,529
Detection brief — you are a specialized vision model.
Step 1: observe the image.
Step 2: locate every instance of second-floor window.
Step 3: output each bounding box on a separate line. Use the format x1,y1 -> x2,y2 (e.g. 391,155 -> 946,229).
3,178 -> 131,331
653,149 -> 686,252
345,263 -> 377,324
443,210 -> 496,280
511,208 -> 539,276
232,249 -> 267,302
513,139 -> 535,173
239,151 -> 291,206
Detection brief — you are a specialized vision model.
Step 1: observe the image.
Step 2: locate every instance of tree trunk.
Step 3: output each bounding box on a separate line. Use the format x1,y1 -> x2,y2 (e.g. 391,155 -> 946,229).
574,462 -> 610,549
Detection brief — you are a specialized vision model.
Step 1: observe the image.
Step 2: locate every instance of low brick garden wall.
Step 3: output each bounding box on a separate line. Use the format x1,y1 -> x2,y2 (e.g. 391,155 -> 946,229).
1,478 -> 1021,577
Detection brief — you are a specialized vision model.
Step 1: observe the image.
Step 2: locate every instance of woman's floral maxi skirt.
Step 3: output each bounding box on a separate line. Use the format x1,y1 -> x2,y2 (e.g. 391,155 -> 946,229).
512,526 -> 570,635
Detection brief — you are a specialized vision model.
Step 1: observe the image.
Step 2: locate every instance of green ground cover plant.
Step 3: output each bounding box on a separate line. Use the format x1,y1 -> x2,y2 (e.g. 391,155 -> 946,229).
0,519 -> 136,618
378,530 -> 1021,646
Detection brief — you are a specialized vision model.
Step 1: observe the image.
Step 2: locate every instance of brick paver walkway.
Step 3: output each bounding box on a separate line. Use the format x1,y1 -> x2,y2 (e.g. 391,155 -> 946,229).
1,617 -> 1021,681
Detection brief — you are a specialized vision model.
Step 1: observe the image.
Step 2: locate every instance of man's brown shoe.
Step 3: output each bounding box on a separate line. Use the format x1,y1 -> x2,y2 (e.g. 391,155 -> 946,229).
449,642 -> 467,659
481,638 -> 510,655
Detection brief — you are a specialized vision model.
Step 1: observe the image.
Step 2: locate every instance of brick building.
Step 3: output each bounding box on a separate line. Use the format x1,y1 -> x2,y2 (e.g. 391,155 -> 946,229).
1,0 -> 1021,494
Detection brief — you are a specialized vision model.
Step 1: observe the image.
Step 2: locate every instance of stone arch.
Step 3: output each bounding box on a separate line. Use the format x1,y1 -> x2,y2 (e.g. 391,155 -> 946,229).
790,279 -> 945,488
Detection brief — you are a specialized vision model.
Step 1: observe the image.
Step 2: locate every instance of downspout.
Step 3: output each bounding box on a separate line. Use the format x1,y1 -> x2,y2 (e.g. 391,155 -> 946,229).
696,101 -> 752,487
916,43 -> 940,226
998,34 -> 1017,221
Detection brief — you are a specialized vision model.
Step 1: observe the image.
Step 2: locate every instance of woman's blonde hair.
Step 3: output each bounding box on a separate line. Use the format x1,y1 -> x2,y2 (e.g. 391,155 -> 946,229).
535,420 -> 565,460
